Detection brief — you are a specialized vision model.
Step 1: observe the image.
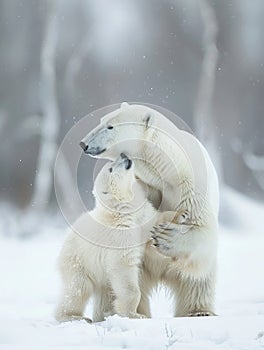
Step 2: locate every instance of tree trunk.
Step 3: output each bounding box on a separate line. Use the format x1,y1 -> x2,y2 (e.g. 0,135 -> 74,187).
194,0 -> 222,181
30,0 -> 60,211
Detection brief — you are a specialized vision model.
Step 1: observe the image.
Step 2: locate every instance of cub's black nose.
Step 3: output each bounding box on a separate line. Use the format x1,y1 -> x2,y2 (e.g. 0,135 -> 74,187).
124,158 -> 132,170
80,141 -> 88,152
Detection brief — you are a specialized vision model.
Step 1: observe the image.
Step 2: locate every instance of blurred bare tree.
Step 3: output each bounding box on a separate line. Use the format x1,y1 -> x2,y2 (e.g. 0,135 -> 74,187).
30,0 -> 60,211
194,0 -> 221,177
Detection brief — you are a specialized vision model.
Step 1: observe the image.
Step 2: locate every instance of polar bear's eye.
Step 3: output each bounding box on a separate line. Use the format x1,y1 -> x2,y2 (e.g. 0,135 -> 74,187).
109,167 -> 113,173
107,125 -> 114,130
102,191 -> 108,195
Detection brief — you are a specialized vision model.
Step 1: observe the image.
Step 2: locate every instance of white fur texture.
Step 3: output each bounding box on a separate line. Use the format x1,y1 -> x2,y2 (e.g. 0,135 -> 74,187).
81,103 -> 219,317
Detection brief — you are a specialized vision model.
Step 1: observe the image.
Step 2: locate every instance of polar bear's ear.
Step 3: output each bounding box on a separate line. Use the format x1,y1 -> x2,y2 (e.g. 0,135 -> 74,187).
143,112 -> 154,130
120,102 -> 130,110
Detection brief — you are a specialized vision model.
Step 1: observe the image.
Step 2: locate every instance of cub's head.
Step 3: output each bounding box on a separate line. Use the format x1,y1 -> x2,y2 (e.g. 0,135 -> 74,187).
93,154 -> 136,207
80,102 -> 154,160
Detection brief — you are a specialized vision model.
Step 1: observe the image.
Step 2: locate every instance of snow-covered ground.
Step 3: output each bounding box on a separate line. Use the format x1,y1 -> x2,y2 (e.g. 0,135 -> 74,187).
1,189 -> 264,349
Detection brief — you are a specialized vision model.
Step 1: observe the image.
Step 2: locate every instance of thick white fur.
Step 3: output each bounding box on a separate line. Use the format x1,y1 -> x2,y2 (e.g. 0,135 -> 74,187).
55,157 -> 170,322
81,103 -> 219,317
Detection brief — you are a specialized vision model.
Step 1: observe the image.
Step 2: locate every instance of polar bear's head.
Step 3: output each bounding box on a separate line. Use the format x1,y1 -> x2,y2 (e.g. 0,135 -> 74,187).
93,153 -> 136,206
80,102 -> 155,160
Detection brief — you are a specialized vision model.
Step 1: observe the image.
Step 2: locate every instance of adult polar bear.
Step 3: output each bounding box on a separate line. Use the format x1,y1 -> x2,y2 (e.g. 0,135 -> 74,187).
80,102 -> 219,317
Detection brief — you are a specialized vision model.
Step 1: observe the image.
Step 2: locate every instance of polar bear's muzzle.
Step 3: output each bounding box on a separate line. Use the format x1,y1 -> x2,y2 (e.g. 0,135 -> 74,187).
79,142 -> 106,156
80,127 -> 109,156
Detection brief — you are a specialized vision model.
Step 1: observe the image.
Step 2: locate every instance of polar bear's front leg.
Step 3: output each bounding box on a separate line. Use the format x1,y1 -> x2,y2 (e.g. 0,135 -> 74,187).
151,220 -> 217,317
173,270 -> 216,317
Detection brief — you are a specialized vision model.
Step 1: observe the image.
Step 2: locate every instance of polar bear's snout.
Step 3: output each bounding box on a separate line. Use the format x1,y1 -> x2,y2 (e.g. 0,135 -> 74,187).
79,141 -> 106,156
80,127 -> 109,156
79,138 -> 103,155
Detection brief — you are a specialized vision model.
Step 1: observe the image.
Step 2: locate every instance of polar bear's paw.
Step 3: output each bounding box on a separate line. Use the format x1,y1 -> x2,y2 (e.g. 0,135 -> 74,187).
151,222 -> 193,256
187,311 -> 216,317
128,312 -> 147,319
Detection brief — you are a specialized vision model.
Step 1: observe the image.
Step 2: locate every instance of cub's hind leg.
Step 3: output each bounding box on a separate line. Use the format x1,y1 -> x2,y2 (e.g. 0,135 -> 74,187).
93,286 -> 115,322
55,269 -> 93,323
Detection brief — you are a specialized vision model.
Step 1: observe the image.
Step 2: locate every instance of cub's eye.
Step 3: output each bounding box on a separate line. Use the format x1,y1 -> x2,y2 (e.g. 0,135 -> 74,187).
102,191 -> 108,195
107,125 -> 114,130
109,167 -> 113,173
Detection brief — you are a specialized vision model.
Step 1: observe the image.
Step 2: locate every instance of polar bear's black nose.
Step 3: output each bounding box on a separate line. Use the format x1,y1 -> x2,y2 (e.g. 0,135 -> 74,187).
80,141 -> 88,152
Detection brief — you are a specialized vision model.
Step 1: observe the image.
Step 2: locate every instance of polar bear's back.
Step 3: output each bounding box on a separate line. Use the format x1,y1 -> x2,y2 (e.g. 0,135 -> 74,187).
141,118 -> 219,222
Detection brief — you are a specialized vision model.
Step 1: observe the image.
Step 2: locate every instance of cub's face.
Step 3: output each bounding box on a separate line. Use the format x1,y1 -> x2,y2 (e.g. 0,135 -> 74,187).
93,154 -> 135,207
80,103 -> 154,160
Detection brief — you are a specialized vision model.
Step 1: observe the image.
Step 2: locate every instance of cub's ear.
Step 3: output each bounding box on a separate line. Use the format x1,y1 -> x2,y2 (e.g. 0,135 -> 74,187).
120,102 -> 130,110
143,112 -> 154,130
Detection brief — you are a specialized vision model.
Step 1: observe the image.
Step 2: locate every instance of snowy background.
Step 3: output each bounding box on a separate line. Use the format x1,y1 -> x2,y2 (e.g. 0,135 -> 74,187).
0,0 -> 264,349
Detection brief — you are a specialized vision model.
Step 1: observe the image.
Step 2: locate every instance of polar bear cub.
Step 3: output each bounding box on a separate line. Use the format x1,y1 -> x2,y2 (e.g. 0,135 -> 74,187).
55,154 -> 171,323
